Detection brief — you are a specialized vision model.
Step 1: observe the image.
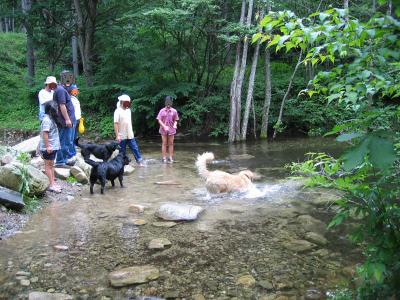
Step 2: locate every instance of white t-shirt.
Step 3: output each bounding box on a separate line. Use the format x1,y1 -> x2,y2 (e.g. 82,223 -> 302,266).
38,89 -> 53,105
114,107 -> 134,139
71,96 -> 81,120
38,89 -> 54,121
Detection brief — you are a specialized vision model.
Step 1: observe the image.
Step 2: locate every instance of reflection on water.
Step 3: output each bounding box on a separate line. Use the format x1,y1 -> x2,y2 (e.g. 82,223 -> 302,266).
0,137 -> 358,299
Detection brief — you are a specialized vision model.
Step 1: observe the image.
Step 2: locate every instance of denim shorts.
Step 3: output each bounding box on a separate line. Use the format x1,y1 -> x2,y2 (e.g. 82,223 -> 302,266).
41,150 -> 58,161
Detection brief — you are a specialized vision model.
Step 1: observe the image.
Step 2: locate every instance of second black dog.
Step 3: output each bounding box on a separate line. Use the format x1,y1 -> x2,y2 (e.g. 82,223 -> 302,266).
85,153 -> 131,194
75,137 -> 120,161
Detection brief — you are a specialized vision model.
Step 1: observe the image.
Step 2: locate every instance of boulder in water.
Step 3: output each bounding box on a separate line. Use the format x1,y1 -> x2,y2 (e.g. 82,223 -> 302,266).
28,291 -> 73,300
156,203 -> 204,221
70,166 -> 88,184
108,265 -> 159,287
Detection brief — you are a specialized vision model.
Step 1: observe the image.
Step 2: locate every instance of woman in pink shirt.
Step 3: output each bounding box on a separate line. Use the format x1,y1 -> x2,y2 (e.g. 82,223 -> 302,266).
156,96 -> 179,163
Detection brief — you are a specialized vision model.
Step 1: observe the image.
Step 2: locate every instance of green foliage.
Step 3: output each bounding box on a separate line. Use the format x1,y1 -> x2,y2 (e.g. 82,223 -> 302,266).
23,196 -> 40,213
66,176 -> 77,184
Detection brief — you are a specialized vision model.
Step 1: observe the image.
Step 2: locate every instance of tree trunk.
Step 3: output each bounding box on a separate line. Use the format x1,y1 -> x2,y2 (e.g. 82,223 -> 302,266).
372,0 -> 376,13
72,35 -> 79,78
21,0 -> 34,86
241,8 -> 263,141
233,0 -> 254,141
260,1 -> 272,139
228,0 -> 246,142
344,0 -> 349,21
387,0 -> 392,16
73,0 -> 98,86
273,50 -> 303,139
260,49 -> 271,139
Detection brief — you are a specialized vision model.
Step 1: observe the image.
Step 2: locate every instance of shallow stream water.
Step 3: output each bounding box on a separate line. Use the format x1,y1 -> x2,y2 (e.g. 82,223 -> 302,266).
0,137 -> 360,299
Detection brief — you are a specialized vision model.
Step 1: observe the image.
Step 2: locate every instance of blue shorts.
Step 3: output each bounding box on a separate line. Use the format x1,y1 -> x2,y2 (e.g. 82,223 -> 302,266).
41,150 -> 58,161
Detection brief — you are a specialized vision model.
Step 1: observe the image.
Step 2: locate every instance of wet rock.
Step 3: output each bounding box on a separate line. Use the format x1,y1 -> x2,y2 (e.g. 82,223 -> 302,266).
53,245 -> 69,251
16,271 -> 31,276
20,279 -> 30,286
131,219 -> 147,225
312,249 -> 329,258
304,232 -> 328,246
0,162 -> 49,196
155,180 -> 181,185
258,280 -> 274,290
296,215 -> 327,235
305,288 -> 323,299
0,186 -> 25,210
152,221 -> 178,228
54,168 -> 71,180
124,165 -> 135,175
70,166 -> 88,184
283,239 -> 316,253
74,155 -> 92,178
31,276 -> 39,283
156,203 -> 204,221
108,265 -> 159,287
129,204 -> 145,214
236,275 -> 256,288
12,135 -> 40,154
29,291 -> 73,300
148,238 -> 172,250
164,290 -> 180,298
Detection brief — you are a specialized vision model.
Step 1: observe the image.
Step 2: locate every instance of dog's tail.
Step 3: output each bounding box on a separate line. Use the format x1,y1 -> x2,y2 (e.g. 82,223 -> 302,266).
84,158 -> 99,169
75,137 -> 81,147
196,152 -> 214,179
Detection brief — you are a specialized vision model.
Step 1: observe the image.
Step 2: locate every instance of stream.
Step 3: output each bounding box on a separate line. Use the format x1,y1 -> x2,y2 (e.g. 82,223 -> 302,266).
0,137 -> 360,299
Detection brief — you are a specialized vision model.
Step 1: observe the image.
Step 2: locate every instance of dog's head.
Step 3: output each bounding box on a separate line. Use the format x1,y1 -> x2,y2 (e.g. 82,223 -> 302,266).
106,141 -> 120,153
239,170 -> 255,181
123,155 -> 131,166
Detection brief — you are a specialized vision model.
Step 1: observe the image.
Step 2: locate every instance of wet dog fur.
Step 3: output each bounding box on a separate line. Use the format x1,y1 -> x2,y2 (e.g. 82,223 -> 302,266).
196,152 -> 255,193
75,137 -> 120,161
84,153 -> 130,194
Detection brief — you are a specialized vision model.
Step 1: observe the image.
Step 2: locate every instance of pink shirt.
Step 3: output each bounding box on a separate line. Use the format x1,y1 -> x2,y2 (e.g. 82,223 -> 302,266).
157,107 -> 179,136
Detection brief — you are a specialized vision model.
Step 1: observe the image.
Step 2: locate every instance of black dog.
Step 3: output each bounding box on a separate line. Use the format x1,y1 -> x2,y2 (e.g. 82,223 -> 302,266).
75,137 -> 120,161
84,153 -> 131,194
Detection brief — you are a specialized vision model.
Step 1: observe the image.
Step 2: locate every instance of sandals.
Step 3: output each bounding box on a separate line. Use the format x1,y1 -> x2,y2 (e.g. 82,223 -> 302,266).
48,186 -> 62,193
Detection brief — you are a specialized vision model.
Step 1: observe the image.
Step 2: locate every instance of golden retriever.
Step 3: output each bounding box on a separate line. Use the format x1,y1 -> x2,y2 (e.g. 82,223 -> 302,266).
196,152 -> 255,193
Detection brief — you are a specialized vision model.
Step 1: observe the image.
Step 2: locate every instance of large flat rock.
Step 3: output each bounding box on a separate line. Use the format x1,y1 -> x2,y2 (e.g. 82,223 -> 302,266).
108,265 -> 159,287
0,186 -> 25,210
12,135 -> 40,154
156,203 -> 204,221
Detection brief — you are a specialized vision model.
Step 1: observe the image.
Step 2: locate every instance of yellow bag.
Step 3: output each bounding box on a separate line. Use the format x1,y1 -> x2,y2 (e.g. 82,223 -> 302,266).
78,117 -> 85,134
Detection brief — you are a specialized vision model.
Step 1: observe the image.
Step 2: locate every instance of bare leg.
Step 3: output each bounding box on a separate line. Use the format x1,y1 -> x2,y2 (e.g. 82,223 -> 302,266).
168,135 -> 175,160
161,135 -> 168,160
44,160 -> 54,186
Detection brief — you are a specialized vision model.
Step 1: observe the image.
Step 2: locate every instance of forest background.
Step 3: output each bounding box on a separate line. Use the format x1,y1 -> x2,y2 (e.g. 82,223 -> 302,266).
0,0 -> 382,140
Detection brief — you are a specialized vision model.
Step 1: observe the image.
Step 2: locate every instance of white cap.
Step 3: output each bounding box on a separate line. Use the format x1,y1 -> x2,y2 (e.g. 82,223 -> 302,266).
118,94 -> 131,102
44,76 -> 57,85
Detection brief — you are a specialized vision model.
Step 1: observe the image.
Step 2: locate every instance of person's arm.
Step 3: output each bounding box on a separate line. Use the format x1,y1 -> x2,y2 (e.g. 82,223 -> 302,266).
43,131 -> 52,153
157,110 -> 169,131
173,110 -> 179,129
59,104 -> 72,128
114,122 -> 121,143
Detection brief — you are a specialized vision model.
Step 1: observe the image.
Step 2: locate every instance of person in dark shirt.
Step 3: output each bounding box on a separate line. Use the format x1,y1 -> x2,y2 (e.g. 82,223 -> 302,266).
53,80 -> 76,167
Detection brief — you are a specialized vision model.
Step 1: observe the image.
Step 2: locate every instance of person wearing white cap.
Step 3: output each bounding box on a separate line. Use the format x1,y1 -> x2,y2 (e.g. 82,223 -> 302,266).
114,94 -> 144,166
38,76 -> 57,121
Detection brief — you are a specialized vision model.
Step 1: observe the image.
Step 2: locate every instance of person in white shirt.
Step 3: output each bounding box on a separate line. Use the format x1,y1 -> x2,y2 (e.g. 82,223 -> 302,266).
38,76 -> 57,121
114,94 -> 144,166
66,84 -> 81,159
